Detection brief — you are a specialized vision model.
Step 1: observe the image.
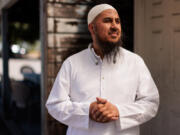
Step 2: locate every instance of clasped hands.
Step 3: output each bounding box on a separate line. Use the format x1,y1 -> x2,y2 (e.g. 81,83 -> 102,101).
89,97 -> 119,123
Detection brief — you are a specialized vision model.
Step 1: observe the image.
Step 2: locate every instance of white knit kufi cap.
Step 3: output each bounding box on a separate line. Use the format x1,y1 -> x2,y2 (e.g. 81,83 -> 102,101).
87,4 -> 116,25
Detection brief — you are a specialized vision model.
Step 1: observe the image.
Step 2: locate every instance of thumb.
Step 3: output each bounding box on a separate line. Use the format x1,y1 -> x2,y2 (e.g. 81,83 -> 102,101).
96,97 -> 107,104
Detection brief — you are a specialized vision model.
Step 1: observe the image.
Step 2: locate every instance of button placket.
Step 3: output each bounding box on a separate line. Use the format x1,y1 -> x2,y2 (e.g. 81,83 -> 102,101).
100,62 -> 105,98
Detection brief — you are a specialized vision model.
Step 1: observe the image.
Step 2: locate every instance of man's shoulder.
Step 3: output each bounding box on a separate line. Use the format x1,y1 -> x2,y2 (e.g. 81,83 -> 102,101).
68,48 -> 89,60
64,48 -> 89,64
121,47 -> 142,60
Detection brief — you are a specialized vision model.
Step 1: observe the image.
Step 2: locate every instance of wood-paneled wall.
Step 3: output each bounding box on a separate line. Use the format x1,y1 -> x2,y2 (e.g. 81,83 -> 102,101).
45,0 -> 92,134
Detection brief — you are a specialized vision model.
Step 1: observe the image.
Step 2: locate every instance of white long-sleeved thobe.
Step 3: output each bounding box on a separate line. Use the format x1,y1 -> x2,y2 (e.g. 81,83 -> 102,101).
46,44 -> 159,135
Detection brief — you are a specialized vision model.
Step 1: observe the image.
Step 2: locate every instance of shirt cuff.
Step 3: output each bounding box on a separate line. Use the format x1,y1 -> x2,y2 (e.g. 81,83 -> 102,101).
114,104 -> 143,131
114,104 -> 121,131
78,102 -> 91,129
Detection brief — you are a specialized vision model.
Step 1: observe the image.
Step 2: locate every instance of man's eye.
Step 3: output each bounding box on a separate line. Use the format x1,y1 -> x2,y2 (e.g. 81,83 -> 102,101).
116,19 -> 120,24
103,18 -> 112,23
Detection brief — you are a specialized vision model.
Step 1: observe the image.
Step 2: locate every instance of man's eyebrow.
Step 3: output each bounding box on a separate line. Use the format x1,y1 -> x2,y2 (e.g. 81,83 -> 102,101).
103,17 -> 112,20
115,18 -> 121,21
103,17 -> 120,19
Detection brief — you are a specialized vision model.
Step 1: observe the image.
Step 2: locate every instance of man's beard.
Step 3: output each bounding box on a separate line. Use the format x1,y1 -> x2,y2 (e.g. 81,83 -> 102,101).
95,34 -> 123,64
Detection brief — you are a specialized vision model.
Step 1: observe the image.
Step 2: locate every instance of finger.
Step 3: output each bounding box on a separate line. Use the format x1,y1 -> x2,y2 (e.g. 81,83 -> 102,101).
96,97 -> 107,104
101,112 -> 113,123
92,113 -> 97,121
95,106 -> 107,121
94,109 -> 102,119
111,116 -> 119,120
102,116 -> 110,123
91,108 -> 98,120
97,110 -> 109,121
106,113 -> 116,121
95,105 -> 108,120
98,106 -> 106,113
90,108 -> 97,120
106,113 -> 119,121
97,104 -> 104,110
91,105 -> 98,114
97,116 -> 109,123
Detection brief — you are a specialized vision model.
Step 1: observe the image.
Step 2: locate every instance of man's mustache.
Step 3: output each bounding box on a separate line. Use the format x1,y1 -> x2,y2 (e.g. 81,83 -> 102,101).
109,28 -> 120,34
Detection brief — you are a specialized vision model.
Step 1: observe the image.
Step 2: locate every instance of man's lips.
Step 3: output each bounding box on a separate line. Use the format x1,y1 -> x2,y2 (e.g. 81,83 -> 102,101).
111,33 -> 118,36
109,32 -> 119,38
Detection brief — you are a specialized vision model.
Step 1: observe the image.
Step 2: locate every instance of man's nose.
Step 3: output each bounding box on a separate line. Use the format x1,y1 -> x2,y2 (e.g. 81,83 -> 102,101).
111,21 -> 118,29
110,23 -> 118,31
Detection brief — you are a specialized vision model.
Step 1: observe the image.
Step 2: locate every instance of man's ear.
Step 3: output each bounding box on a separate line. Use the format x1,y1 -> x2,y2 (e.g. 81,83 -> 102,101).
88,24 -> 93,34
88,23 -> 95,35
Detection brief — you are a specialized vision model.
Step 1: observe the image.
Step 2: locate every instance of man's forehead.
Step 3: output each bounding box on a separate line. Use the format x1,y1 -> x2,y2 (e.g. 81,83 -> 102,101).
97,9 -> 119,19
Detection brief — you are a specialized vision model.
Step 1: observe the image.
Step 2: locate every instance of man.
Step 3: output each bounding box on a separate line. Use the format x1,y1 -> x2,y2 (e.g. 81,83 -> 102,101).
46,4 -> 159,135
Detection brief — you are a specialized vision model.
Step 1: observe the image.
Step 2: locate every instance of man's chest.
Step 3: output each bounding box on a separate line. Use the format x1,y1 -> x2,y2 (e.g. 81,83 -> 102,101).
69,62 -> 139,104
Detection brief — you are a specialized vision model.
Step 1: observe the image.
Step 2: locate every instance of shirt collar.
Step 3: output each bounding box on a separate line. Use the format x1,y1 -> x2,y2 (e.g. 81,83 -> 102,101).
88,43 -> 102,65
88,43 -> 123,65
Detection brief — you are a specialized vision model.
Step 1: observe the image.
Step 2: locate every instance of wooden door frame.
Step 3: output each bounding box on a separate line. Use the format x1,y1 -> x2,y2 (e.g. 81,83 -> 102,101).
0,0 -> 18,14
40,0 -> 48,135
134,0 -> 145,55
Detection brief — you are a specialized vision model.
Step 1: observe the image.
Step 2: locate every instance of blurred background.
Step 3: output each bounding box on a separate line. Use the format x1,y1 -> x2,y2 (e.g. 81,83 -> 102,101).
0,0 -> 41,135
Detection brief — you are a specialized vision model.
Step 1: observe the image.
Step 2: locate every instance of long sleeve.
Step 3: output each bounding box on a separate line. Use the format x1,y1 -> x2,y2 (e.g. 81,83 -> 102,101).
46,59 -> 90,129
115,56 -> 160,131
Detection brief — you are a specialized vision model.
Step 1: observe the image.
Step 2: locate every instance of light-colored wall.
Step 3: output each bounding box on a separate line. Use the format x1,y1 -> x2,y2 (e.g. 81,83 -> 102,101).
134,0 -> 180,135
